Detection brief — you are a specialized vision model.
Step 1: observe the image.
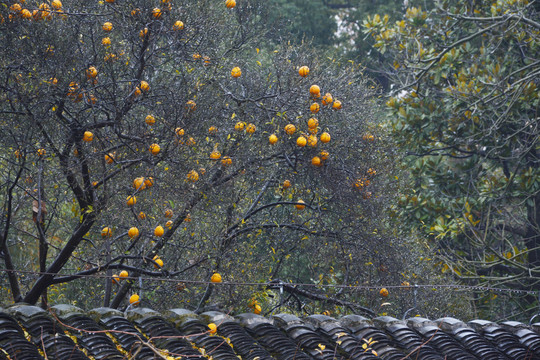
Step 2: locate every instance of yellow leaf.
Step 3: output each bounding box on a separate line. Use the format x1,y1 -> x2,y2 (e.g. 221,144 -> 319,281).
362,343 -> 367,349
256,48 -> 260,53
231,113 -> 236,119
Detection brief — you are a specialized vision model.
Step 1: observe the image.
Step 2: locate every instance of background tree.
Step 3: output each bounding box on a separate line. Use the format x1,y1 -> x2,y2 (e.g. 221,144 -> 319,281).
364,0 -> 540,315
264,0 -> 425,87
265,0 -> 338,47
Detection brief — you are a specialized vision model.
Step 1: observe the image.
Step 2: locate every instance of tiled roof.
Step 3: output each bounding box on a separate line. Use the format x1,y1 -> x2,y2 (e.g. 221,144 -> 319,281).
1,304 -> 540,359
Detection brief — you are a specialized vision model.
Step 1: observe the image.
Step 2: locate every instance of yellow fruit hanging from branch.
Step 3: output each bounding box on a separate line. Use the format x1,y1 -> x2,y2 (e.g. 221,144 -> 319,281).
145,115 -> 155,125
128,227 -> 139,238
149,143 -> 160,155
173,20 -> 184,31
231,66 -> 242,78
307,118 -> 318,129
320,132 -> 331,143
129,294 -> 140,305
295,199 -> 306,210
307,135 -> 318,147
133,177 -> 145,190
284,124 -> 296,135
83,131 -> 94,142
152,8 -> 162,19
309,85 -> 321,97
322,93 -> 333,106
101,227 -> 112,238
154,225 -> 164,237
102,21 -> 113,32
140,80 -> 150,92
126,196 -> 137,206
187,170 -> 199,182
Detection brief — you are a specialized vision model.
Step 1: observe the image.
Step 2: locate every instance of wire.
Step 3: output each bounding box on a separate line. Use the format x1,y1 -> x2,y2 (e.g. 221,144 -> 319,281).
0,267 -> 536,295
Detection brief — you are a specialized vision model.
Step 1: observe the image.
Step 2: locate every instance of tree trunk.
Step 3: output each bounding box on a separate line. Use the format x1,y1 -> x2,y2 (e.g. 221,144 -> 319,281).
23,214 -> 95,304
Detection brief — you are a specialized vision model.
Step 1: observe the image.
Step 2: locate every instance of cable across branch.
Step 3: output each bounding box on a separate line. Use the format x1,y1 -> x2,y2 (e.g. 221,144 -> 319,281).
268,279 -> 375,317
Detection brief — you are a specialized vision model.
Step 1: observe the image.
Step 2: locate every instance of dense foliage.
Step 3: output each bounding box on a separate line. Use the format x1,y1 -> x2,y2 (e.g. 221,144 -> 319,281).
365,0 -> 540,315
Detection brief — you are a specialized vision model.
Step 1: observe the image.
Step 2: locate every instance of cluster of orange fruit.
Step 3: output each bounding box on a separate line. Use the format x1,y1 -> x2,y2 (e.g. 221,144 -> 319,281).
187,170 -> 199,182
353,166 -> 377,198
132,80 -> 150,98
67,81 -> 94,104
63,78 -> 98,106
362,133 -> 376,142
175,127 -> 196,147
248,298 -> 262,314
234,121 -> 257,134
132,176 -> 155,192
7,1 -> 63,21
111,270 -> 129,284
119,175 -> 158,242
269,66 -> 337,169
192,53 -> 212,66
301,64 -> 342,111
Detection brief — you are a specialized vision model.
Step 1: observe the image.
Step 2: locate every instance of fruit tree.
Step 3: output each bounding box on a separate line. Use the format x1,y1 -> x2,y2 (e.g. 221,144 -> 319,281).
0,0 -> 438,314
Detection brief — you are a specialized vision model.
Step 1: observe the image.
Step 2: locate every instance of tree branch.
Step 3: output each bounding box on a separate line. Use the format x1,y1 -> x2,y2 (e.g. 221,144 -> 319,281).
268,279 -> 375,316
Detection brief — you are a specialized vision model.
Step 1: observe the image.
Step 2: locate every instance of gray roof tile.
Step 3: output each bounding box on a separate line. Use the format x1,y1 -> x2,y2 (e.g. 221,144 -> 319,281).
1,304 -> 539,360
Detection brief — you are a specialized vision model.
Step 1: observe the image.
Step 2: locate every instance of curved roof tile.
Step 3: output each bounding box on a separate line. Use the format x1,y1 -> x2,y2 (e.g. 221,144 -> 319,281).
0,304 -> 539,360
